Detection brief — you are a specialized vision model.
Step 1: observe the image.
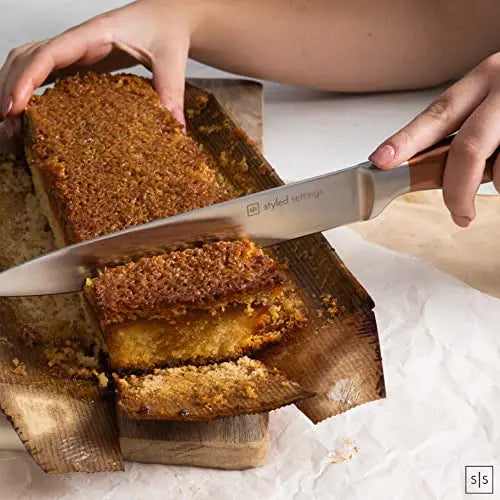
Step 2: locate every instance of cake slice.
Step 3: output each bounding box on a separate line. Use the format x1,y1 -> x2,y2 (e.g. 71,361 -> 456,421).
85,240 -> 307,370
24,72 -> 230,245
114,357 -> 312,420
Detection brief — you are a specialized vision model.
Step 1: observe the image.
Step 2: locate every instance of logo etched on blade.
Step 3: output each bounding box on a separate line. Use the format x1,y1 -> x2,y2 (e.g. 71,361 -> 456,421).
247,203 -> 260,217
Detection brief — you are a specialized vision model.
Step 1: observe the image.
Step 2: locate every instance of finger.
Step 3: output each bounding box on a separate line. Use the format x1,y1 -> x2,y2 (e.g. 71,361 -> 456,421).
3,117 -> 21,139
5,21 -> 114,116
369,67 -> 490,169
443,94 -> 500,226
0,50 -> 19,114
493,152 -> 500,194
0,42 -> 36,79
0,121 -> 18,154
0,44 -> 37,118
151,43 -> 189,128
75,44 -> 114,67
1,43 -> 45,117
11,116 -> 21,136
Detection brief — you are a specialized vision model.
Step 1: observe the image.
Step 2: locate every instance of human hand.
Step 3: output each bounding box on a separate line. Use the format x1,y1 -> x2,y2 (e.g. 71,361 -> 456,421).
0,0 -> 204,136
369,52 -> 500,227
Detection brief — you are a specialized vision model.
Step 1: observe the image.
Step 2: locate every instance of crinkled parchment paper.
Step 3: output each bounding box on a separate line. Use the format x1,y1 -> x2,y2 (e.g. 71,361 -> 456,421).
1,227 -> 498,499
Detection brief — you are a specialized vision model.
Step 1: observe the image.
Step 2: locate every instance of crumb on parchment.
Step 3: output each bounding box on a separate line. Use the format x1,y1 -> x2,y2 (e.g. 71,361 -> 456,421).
198,124 -> 223,135
320,294 -> 340,318
93,370 -> 109,388
328,438 -> 359,464
11,358 -> 27,377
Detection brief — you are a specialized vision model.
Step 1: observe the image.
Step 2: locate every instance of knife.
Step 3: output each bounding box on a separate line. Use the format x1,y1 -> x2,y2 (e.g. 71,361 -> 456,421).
0,135 -> 497,297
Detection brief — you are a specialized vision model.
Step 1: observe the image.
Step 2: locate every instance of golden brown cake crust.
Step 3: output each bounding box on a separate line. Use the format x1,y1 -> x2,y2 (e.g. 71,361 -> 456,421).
114,357 -> 313,420
24,72 -> 227,243
86,240 -> 285,328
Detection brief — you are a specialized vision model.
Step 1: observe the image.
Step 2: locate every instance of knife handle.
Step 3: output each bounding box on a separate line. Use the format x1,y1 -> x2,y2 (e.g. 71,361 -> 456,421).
408,135 -> 498,192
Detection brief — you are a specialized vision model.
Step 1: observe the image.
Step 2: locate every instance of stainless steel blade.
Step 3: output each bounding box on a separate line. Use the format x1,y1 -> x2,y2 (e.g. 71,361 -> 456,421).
0,161 -> 409,296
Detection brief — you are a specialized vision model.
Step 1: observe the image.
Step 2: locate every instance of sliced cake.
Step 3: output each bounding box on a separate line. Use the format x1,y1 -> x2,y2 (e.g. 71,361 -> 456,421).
115,357 -> 312,420
24,72 -> 310,418
85,240 -> 307,370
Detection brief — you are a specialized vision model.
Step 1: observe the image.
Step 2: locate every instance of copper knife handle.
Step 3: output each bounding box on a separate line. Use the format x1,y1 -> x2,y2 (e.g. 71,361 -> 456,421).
408,135 -> 498,192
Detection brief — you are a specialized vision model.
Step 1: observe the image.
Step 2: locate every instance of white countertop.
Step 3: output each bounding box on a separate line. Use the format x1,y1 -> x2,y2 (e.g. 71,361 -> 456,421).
0,2 -> 498,499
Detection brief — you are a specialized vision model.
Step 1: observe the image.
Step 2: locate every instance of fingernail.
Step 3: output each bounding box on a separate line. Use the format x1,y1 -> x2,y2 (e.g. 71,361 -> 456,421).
451,214 -> 471,228
369,144 -> 396,167
2,98 -> 12,119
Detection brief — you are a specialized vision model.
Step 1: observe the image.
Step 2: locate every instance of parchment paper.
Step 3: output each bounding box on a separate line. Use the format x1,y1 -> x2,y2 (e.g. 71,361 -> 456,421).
1,226 -> 498,499
352,191 -> 500,298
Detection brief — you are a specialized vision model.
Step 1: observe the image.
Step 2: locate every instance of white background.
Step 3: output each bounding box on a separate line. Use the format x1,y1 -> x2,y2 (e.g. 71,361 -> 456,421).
0,2 -> 498,499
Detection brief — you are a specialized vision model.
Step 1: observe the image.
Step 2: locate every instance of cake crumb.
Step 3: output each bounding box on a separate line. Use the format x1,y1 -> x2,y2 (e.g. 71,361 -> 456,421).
328,439 -> 359,464
11,359 -> 27,377
258,163 -> 271,175
219,151 -> 229,167
196,95 -> 209,107
198,124 -> 222,135
320,294 -> 339,318
93,370 -> 109,388
237,157 -> 249,172
245,385 -> 257,399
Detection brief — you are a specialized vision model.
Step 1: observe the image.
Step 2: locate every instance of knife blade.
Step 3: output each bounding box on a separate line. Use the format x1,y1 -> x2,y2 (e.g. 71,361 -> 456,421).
0,161 -> 409,296
0,134 -> 496,297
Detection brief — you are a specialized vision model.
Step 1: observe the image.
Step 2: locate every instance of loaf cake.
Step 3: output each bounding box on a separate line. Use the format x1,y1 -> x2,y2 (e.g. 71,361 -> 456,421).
24,72 -> 310,418
115,357 -> 311,420
24,72 -> 232,245
85,240 -> 306,370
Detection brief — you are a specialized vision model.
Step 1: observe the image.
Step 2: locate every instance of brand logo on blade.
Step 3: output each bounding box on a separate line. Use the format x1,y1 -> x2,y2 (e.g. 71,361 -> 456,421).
247,203 -> 260,217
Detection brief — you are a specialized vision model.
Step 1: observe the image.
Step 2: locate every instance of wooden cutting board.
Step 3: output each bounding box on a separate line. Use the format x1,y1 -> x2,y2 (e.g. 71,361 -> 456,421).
119,78 -> 270,470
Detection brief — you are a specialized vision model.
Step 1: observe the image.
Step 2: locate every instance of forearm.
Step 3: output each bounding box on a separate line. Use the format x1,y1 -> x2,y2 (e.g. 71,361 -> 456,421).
190,0 -> 500,91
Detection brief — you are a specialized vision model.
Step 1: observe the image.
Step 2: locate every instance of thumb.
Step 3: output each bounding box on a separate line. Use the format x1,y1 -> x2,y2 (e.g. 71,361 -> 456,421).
152,44 -> 188,128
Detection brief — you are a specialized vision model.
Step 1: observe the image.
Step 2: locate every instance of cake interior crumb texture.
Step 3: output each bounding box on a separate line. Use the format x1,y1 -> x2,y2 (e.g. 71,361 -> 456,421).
0,156 -> 103,378
85,241 -> 307,370
115,357 -> 312,420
